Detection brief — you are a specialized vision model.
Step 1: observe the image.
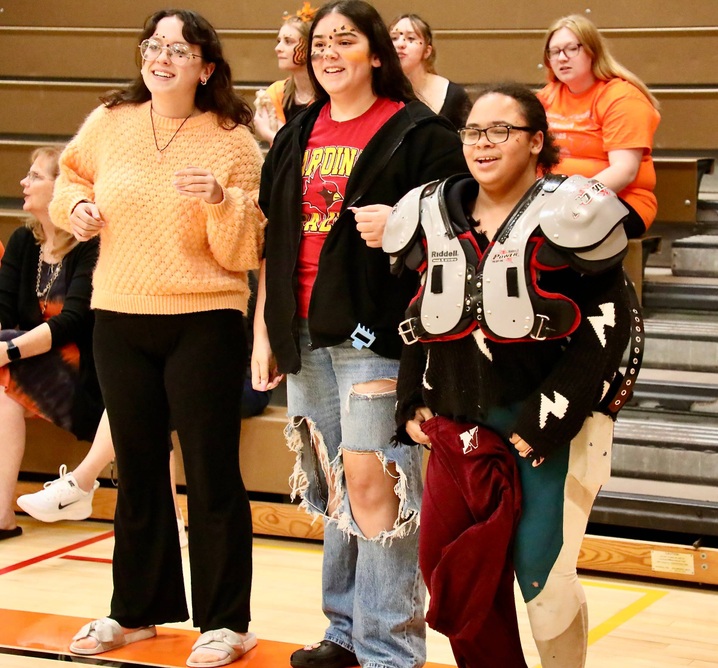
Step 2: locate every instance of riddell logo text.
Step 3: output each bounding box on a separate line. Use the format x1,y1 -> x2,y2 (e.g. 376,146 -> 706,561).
431,250 -> 459,259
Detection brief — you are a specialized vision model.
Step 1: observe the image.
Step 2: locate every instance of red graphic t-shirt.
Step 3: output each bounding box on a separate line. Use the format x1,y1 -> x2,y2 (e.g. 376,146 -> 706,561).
296,97 -> 403,318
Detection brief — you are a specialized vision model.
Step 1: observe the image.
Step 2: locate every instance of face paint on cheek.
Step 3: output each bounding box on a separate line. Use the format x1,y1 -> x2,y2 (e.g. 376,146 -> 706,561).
342,49 -> 372,63
293,40 -> 308,66
310,48 -> 324,61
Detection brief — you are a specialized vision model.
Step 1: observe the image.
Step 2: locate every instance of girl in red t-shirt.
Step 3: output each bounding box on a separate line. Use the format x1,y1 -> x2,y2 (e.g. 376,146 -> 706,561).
254,2 -> 466,667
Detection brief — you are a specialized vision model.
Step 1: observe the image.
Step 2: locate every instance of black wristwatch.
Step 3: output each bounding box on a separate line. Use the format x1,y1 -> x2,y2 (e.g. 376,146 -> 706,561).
6,339 -> 22,361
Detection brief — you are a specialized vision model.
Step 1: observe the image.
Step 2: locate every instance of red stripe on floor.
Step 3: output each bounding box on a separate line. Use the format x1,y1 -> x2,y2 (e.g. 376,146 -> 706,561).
0,530 -> 114,575
60,555 -> 113,564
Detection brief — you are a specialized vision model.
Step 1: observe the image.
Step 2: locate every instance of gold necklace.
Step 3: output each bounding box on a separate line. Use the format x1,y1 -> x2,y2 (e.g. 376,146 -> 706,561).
35,246 -> 63,315
150,106 -> 193,162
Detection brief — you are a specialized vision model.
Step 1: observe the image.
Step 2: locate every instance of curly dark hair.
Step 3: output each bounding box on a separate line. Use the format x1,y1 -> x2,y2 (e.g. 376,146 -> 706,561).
101,9 -> 252,129
473,82 -> 560,174
307,0 -> 415,104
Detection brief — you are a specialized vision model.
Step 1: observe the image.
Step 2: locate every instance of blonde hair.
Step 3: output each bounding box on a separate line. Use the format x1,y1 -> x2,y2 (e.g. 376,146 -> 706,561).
389,14 -> 437,75
543,14 -> 659,109
25,145 -> 79,258
282,9 -> 315,111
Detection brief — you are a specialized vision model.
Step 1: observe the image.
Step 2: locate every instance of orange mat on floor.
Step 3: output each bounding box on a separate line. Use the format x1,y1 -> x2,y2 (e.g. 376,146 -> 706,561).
0,608 -> 453,667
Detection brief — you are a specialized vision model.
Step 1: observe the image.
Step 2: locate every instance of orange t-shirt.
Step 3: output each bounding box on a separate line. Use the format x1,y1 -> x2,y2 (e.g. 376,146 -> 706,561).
538,78 -> 660,228
266,79 -> 288,125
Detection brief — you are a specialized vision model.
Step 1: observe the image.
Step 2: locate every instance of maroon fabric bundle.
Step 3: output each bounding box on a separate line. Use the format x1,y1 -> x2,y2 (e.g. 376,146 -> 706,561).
419,416 -> 527,668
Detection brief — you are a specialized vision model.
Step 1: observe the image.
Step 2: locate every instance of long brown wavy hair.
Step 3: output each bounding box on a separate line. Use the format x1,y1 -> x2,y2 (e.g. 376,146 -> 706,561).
101,9 -> 253,128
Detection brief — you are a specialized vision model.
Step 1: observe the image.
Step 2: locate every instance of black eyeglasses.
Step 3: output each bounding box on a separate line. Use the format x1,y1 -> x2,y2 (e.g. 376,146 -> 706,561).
546,43 -> 583,60
459,124 -> 533,145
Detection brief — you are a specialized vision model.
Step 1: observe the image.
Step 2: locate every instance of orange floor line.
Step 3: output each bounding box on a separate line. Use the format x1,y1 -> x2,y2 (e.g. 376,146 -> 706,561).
0,609 -> 453,667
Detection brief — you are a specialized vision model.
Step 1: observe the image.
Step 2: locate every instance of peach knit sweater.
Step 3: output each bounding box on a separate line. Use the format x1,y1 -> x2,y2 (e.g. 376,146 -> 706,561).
50,101 -> 265,315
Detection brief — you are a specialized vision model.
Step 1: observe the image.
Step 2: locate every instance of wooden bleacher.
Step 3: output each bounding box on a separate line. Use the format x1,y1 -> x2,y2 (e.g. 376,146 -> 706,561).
4,0 -> 718,584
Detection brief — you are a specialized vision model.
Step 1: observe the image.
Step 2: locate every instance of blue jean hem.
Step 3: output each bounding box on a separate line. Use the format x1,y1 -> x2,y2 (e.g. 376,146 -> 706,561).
323,633 -> 355,654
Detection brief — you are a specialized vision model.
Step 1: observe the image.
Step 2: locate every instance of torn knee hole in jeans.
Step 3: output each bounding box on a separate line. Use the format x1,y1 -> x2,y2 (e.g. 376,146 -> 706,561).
350,377 -> 397,398
338,448 -> 417,543
285,415 -> 341,516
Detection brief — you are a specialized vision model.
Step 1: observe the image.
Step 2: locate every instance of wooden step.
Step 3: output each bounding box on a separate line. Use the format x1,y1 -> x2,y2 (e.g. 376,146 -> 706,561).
19,405 -> 293,497
672,234 -> 718,277
611,409 -> 718,487
632,368 -> 718,409
653,156 -> 714,223
643,270 -> 718,310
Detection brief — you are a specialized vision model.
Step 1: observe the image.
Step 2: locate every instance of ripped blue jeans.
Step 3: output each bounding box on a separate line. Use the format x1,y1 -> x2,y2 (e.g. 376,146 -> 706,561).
286,320 -> 425,668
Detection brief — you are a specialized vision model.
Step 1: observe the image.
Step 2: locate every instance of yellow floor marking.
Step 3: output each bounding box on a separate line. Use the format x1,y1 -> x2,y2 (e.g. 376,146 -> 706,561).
583,580 -> 668,645
531,580 -> 668,668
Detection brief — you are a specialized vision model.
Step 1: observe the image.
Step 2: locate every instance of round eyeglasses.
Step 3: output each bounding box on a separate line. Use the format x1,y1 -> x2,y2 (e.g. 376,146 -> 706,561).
459,124 -> 533,145
139,38 -> 203,66
546,43 -> 583,61
23,170 -> 53,183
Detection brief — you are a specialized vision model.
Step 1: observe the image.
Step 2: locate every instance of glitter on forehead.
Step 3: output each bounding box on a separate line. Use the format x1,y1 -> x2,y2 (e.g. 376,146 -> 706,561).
391,29 -> 422,41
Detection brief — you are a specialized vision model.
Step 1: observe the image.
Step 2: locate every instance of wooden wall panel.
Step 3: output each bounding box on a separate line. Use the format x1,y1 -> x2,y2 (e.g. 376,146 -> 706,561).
0,83 -> 258,137
370,1 -> 718,30
0,0 -> 289,30
594,32 -> 718,87
0,30 -> 261,82
417,32 -> 718,86
3,0 -> 717,30
0,84 -> 104,136
19,408 -> 292,497
653,92 -> 718,151
0,31 -> 140,79
2,87 -> 717,154
0,2 -> 715,151
0,32 -> 281,83
2,28 -> 715,86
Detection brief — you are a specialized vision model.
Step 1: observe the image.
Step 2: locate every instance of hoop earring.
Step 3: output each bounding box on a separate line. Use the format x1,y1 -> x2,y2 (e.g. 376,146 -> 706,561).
200,78 -> 208,86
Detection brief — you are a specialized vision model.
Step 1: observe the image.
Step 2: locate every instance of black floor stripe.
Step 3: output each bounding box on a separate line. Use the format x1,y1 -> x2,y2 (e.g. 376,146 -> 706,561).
0,645 -> 169,667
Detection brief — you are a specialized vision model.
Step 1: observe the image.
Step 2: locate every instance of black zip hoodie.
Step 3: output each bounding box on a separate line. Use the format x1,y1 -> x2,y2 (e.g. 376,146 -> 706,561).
259,100 -> 466,374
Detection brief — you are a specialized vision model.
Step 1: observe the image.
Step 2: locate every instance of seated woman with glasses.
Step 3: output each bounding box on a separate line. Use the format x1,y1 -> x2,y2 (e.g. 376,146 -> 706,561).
537,14 -> 660,238
389,14 -> 471,129
50,9 -> 264,666
0,146 -> 102,541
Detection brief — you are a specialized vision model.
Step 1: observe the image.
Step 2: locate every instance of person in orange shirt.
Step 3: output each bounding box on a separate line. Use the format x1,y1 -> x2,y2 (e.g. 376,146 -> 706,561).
537,14 -> 660,238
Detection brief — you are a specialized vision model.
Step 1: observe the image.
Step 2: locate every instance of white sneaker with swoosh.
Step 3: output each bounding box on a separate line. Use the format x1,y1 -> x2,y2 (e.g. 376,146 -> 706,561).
17,464 -> 99,522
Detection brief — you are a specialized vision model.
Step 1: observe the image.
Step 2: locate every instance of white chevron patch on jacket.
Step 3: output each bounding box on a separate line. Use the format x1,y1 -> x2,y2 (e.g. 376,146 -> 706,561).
539,391 -> 569,429
588,302 -> 616,348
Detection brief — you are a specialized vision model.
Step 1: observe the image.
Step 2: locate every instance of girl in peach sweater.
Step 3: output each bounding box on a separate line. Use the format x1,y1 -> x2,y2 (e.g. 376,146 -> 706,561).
50,9 -> 265,667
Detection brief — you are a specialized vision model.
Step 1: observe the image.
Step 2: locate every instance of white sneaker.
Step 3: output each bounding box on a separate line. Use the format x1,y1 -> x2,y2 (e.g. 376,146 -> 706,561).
178,514 -> 188,549
17,465 -> 99,523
